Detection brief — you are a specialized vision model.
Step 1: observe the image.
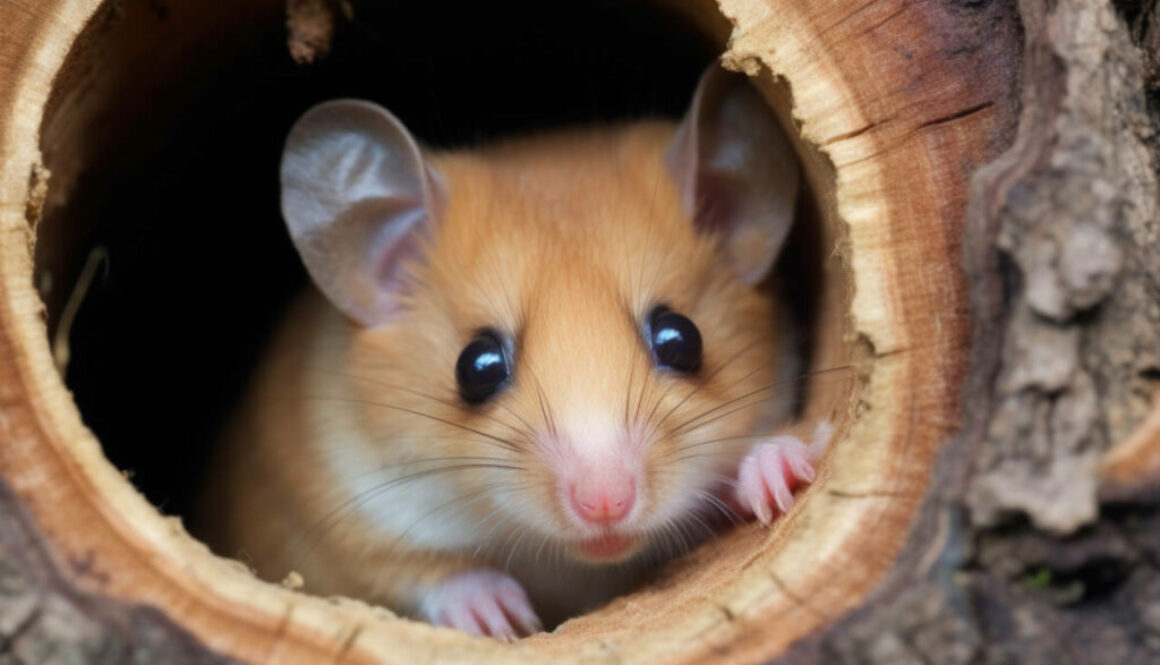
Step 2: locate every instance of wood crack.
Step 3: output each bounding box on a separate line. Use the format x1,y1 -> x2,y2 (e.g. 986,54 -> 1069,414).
914,101 -> 996,131
822,114 -> 899,146
860,3 -> 911,37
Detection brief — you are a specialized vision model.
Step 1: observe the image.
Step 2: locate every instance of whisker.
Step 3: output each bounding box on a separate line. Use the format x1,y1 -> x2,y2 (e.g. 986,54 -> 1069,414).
667,516 -> 695,558
299,395 -> 523,453
625,355 -> 638,427
669,384 -> 781,435
299,454 -> 523,509
496,401 -> 536,438
472,512 -> 509,560
385,483 -> 505,549
680,393 -> 795,439
313,462 -> 525,530
388,481 -> 533,552
633,357 -> 650,425
689,471 -> 744,495
311,368 -> 456,408
668,359 -> 783,434
311,369 -> 533,442
696,490 -> 743,525
642,376 -> 680,429
530,371 -> 559,439
672,364 -> 856,435
661,515 -> 688,559
533,529 -> 556,568
505,531 -> 527,571
654,336 -> 770,430
684,511 -> 716,543
503,523 -> 534,571
469,490 -> 539,561
674,434 -> 773,453
676,518 -> 700,556
299,433 -> 526,458
294,461 -> 523,566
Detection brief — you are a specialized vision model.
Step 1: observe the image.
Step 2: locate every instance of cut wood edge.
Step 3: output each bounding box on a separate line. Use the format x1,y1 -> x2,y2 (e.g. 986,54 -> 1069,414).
0,0 -> 1011,663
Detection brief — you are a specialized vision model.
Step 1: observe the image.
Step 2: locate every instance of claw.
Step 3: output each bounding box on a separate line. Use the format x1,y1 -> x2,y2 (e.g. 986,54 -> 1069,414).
734,422 -> 832,524
420,569 -> 542,641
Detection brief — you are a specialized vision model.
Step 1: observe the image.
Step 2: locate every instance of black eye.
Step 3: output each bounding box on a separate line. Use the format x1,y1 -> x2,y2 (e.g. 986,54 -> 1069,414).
456,331 -> 511,405
647,307 -> 702,373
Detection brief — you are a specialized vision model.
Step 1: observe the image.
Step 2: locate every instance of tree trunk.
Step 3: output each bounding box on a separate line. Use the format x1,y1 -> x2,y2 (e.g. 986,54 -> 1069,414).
778,1 -> 1160,663
0,0 -> 1156,663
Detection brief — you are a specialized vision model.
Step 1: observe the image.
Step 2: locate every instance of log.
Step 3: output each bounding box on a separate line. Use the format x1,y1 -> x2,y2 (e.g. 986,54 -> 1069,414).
3,0 -> 1149,663
775,1 -> 1160,663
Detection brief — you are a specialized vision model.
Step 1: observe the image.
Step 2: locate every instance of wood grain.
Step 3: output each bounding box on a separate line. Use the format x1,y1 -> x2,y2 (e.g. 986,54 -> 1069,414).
0,0 -> 1019,663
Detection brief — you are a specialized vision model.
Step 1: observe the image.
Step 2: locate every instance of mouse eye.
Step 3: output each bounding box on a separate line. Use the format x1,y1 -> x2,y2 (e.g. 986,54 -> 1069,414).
456,331 -> 511,405
647,306 -> 702,374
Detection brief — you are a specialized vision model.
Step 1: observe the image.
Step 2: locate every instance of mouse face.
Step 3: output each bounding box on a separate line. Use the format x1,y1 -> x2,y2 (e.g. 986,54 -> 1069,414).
279,65 -> 800,567
344,125 -> 790,563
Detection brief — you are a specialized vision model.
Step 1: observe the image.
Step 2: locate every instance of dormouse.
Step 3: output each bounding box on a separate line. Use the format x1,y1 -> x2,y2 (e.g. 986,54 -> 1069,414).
206,63 -> 827,639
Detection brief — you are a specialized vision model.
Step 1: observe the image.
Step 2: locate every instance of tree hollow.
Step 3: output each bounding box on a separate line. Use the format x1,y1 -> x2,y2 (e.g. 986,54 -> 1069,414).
0,0 -> 1013,662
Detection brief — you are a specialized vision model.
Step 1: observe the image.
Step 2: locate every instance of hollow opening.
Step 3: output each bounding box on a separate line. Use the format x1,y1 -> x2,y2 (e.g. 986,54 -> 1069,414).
32,0 -> 853,654
38,0 -> 738,517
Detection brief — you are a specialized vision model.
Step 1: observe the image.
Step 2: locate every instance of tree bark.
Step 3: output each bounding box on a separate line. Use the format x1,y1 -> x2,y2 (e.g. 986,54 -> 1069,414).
775,0 -> 1160,663
0,475 -> 239,664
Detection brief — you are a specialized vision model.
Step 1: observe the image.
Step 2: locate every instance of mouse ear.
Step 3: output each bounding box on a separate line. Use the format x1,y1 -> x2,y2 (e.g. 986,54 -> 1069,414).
668,65 -> 801,284
281,100 -> 442,326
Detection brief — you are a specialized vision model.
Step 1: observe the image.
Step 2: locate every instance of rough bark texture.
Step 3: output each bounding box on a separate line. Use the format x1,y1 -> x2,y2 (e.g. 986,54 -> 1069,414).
774,0 -> 1160,663
0,476 -> 237,664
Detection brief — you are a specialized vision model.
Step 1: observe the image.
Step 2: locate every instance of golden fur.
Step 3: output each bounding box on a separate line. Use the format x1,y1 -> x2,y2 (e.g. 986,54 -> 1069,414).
205,120 -> 794,625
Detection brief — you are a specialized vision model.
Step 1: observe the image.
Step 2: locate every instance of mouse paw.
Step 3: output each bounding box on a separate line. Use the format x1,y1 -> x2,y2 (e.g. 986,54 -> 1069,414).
420,569 -> 542,641
735,422 -> 832,524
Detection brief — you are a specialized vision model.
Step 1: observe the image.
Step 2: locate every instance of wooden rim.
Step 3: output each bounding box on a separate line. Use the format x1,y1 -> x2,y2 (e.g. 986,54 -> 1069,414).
0,0 -> 1007,662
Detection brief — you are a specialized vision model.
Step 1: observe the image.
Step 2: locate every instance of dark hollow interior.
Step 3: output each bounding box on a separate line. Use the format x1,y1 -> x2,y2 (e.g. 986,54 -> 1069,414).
36,0 -> 822,538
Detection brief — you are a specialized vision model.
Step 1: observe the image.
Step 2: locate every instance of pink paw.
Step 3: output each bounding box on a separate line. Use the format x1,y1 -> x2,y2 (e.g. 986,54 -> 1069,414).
420,569 -> 541,641
735,422 -> 832,524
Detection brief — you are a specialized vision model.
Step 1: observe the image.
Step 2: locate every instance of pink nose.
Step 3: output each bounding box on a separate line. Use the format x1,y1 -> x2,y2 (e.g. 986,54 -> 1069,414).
570,472 -> 636,524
